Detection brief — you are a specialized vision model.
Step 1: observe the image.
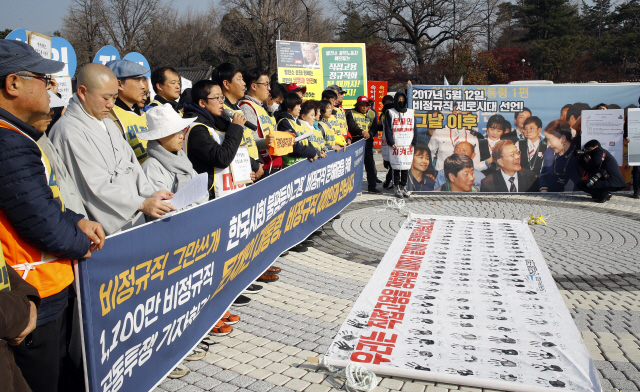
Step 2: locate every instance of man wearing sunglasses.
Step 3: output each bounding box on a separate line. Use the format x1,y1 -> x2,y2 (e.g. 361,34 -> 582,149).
0,40 -> 104,392
480,140 -> 539,193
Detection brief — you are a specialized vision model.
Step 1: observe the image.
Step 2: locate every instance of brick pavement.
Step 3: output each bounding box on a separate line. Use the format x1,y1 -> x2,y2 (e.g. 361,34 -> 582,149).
156,161 -> 640,392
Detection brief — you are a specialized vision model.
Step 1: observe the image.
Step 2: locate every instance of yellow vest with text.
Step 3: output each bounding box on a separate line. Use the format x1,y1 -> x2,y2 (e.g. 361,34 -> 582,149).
0,120 -> 74,298
185,122 -> 247,199
277,118 -> 309,167
112,105 -> 149,163
224,103 -> 259,160
324,116 -> 346,146
351,109 -> 376,134
334,107 -> 349,137
302,122 -> 325,152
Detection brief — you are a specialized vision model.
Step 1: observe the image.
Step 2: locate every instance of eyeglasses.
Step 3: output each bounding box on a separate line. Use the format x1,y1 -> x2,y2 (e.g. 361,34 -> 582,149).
504,151 -> 521,159
206,96 -> 225,102
254,82 -> 270,87
15,72 -> 52,85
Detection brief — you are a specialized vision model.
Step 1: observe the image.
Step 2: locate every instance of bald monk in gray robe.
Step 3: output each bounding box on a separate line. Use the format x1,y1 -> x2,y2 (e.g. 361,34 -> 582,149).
50,63 -> 175,235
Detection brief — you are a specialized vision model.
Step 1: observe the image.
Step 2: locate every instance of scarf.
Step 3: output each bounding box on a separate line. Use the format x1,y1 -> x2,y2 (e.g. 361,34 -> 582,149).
146,140 -> 194,192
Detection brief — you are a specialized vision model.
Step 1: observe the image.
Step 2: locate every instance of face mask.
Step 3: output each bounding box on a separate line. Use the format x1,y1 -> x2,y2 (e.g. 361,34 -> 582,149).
267,103 -> 279,112
398,100 -> 406,109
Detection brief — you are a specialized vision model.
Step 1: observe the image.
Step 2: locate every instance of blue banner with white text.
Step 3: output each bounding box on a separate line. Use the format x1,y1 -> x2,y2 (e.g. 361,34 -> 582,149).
77,141 -> 365,392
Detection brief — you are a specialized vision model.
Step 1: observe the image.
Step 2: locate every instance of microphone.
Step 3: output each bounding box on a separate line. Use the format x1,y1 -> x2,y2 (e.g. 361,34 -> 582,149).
222,108 -> 258,131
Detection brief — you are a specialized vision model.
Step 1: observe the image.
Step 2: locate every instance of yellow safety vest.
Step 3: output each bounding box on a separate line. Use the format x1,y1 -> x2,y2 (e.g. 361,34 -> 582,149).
324,115 -> 346,146
112,105 -> 149,163
334,107 -> 349,137
301,122 -> 325,152
224,103 -> 259,160
351,109 -> 376,133
185,122 -> 247,199
277,118 -> 309,167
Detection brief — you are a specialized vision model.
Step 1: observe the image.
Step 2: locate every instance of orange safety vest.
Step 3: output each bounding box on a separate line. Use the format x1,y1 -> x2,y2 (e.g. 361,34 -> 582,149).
0,120 -> 74,298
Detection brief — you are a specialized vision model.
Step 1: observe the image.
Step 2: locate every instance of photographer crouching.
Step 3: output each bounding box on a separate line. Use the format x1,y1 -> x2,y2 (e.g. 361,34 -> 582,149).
575,139 -> 627,203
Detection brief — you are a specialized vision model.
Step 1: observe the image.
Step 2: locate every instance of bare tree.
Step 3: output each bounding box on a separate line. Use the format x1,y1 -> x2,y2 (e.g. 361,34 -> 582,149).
98,0 -> 171,55
216,0 -> 333,71
153,7 -> 219,68
334,0 -> 484,80
61,0 -> 108,68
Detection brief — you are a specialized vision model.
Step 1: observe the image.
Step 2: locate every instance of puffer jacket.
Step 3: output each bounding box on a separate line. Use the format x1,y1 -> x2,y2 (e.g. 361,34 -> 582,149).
0,108 -> 89,260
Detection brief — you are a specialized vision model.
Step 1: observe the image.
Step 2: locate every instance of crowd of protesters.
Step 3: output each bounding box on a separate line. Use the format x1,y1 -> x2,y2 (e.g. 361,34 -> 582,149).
2,37 -> 638,392
0,38 -> 389,391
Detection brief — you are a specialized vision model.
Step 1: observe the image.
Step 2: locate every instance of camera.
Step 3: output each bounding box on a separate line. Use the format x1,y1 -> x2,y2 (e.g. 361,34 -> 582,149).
574,149 -> 589,158
586,170 -> 609,188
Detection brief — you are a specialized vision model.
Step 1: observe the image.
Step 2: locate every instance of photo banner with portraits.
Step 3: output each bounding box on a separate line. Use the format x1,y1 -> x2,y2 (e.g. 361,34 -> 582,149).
325,214 -> 601,392
404,83 -> 640,193
276,40 -> 367,108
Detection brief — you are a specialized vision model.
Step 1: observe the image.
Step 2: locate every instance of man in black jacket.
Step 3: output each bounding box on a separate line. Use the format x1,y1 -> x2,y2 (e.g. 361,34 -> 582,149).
149,66 -> 181,112
576,140 -> 627,202
347,96 -> 380,193
0,40 -> 104,392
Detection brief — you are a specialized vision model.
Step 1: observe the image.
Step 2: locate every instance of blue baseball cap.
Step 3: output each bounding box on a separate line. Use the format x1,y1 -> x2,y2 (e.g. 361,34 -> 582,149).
0,40 -> 64,76
105,59 -> 149,79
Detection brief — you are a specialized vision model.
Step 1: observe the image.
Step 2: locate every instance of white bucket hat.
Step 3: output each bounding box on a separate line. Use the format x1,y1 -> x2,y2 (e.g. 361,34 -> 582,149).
137,104 -> 196,140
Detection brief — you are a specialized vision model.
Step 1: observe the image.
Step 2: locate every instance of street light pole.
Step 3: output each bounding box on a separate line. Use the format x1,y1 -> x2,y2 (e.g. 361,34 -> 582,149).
300,0 -> 311,42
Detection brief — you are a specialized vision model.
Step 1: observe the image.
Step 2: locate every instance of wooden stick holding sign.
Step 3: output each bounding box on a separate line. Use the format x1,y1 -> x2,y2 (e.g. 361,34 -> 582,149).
229,147 -> 253,185
268,131 -> 296,156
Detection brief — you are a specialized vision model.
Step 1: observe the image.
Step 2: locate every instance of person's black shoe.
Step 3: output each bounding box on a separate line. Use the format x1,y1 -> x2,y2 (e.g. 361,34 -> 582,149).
310,230 -> 322,237
368,187 -> 382,194
633,190 -> 640,199
232,295 -> 251,306
597,192 -> 612,203
382,181 -> 391,189
301,239 -> 315,246
280,251 -> 289,256
291,244 -> 308,252
376,178 -> 383,183
243,284 -> 263,294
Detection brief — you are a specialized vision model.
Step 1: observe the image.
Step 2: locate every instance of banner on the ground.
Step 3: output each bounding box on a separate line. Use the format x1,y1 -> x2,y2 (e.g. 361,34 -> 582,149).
276,40 -> 367,108
325,214 -> 601,392
77,142 -> 364,392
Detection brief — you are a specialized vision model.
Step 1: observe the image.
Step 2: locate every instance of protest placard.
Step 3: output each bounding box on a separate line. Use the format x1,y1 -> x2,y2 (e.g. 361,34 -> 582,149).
229,147 -> 253,185
276,40 -> 367,108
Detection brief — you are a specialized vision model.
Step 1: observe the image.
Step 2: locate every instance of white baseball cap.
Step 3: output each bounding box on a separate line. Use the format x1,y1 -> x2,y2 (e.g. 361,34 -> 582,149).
137,104 -> 196,140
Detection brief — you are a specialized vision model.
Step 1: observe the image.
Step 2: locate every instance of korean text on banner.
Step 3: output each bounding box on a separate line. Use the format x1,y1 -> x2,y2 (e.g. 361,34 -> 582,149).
77,141 -> 365,392
276,40 -> 367,108
325,214 -> 601,392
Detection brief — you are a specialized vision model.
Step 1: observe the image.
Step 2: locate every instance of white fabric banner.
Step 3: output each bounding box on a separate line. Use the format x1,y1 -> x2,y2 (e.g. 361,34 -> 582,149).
325,214 -> 601,392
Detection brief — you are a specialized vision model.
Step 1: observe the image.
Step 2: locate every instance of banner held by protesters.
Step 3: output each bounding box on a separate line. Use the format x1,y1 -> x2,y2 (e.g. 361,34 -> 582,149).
77,141 -> 365,392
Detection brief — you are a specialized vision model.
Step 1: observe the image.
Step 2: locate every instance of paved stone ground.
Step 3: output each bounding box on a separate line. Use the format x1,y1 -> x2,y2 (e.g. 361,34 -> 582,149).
156,154 -> 640,392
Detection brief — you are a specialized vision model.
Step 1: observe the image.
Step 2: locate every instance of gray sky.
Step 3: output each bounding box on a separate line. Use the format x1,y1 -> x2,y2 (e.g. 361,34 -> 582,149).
0,0 -> 212,36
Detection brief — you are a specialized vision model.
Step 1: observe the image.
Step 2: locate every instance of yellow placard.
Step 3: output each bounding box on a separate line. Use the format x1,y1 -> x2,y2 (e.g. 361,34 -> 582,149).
269,131 -> 295,156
